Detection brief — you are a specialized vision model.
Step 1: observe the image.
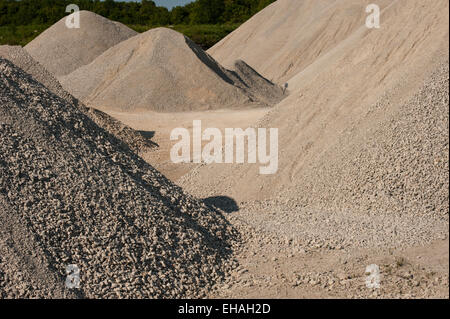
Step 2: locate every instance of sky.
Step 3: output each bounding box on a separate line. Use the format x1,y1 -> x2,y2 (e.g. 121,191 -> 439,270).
120,0 -> 194,10
154,0 -> 194,9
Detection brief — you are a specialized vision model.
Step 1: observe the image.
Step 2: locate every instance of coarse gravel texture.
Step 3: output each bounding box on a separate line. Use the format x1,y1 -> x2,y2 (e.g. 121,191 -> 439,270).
212,212 -> 449,299
0,45 -> 155,153
60,27 -> 285,112
281,60 -> 449,217
0,58 -> 239,299
25,11 -> 138,77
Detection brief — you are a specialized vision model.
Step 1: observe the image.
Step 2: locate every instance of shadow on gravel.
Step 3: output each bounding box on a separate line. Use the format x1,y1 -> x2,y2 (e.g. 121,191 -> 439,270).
203,196 -> 240,214
138,130 -> 159,147
138,130 -> 155,139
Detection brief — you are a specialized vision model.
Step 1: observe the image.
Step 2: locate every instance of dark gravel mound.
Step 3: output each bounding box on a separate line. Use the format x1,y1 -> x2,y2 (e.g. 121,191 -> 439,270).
227,59 -> 285,105
0,58 -> 238,298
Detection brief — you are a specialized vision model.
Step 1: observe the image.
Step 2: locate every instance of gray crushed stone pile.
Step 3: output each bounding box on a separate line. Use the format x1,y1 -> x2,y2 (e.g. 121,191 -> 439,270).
0,58 -> 238,298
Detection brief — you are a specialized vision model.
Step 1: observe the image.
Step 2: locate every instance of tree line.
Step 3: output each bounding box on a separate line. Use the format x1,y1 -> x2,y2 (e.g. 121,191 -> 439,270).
0,0 -> 276,26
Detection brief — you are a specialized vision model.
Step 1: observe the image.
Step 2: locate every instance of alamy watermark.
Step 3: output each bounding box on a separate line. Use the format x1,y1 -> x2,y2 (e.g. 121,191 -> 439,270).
365,264 -> 381,289
65,4 -> 80,29
65,264 -> 81,289
366,4 -> 381,29
64,3 -> 380,30
170,120 -> 278,175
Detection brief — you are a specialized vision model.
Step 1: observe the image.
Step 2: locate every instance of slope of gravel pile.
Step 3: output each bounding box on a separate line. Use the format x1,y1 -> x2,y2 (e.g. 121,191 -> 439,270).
180,0 -> 449,206
282,60 -> 449,217
208,0 -> 392,85
83,107 -> 157,153
0,58 -> 238,298
60,27 -> 284,112
227,60 -> 285,106
0,45 -> 154,153
0,45 -> 77,104
25,11 -> 137,77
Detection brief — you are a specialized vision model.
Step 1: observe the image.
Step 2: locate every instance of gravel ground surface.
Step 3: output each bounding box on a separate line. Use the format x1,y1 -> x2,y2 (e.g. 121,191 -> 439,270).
211,212 -> 448,299
0,58 -> 239,298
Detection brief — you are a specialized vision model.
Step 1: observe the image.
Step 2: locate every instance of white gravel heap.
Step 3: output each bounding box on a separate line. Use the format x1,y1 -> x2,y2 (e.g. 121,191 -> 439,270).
25,11 -> 138,77
0,58 -> 238,298
60,27 -> 284,112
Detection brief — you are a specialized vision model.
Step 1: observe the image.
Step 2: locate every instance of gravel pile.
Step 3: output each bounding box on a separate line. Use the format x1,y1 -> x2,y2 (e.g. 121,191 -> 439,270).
25,11 -> 137,77
180,0 -> 449,209
60,27 -> 284,112
0,58 -> 238,298
0,45 -> 76,104
183,59 -> 449,220
0,45 -> 155,153
283,60 -> 449,217
208,0 -> 386,85
228,60 -> 285,106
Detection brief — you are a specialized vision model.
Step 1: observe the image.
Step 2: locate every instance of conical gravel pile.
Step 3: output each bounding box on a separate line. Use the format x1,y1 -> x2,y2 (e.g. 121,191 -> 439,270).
0,58 -> 237,298
25,11 -> 138,77
60,27 -> 284,112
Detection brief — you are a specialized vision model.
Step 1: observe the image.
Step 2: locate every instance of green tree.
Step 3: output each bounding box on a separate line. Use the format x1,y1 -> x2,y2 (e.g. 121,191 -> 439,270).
189,0 -> 225,24
171,6 -> 190,25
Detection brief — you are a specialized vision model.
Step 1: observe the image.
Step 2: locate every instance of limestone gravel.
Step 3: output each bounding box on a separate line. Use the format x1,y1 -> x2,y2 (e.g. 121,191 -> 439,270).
60,27 -> 284,112
0,58 -> 238,298
181,0 -> 449,209
179,1 -> 449,298
208,0 -> 393,85
25,11 -> 138,77
184,61 -> 449,253
0,45 -> 155,153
